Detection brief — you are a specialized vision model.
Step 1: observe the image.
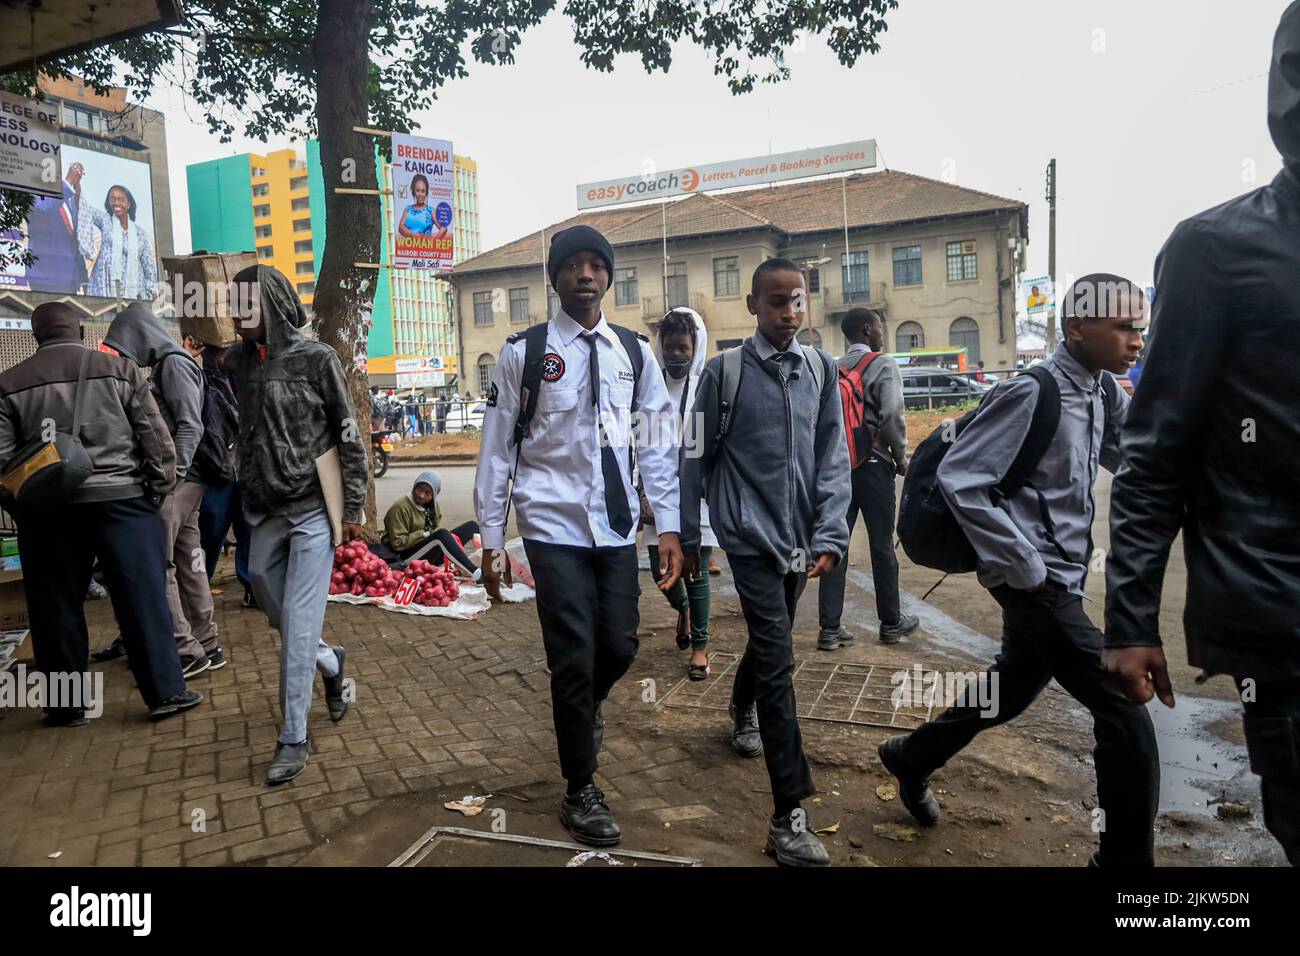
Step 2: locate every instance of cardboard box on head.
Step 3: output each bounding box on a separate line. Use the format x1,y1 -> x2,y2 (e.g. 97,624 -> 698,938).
162,251 -> 259,347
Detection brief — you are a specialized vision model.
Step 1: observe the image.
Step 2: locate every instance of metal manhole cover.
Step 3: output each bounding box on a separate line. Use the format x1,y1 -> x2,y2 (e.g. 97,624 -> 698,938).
657,652 -> 940,730
391,826 -> 701,867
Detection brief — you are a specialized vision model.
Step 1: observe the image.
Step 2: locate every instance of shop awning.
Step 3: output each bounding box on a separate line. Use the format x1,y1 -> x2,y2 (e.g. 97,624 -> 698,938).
0,0 -> 182,74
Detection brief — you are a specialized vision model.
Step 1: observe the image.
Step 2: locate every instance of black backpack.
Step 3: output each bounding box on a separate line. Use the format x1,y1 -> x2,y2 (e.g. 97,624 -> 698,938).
189,368 -> 240,485
509,320 -> 645,448
898,365 -> 1077,574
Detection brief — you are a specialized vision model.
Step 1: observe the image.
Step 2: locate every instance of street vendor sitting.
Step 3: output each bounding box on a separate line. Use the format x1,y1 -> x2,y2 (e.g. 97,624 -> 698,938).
380,470 -> 481,579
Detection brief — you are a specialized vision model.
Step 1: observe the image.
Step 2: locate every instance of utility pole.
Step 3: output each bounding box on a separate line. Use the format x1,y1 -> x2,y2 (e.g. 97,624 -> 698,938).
1045,158 -> 1057,350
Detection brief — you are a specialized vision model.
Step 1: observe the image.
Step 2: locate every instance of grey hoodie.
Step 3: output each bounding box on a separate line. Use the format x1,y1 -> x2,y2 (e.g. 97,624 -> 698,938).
681,333 -> 851,572
104,302 -> 204,481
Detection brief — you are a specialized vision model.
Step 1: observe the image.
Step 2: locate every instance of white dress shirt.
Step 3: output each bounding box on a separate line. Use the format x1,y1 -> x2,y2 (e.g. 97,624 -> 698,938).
474,309 -> 681,549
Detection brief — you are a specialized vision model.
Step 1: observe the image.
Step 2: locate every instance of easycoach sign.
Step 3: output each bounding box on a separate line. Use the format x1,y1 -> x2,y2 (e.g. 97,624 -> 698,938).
577,140 -> 877,210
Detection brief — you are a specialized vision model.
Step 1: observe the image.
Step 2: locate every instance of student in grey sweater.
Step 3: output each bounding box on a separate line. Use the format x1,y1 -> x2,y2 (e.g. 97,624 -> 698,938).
817,307 -> 919,650
681,257 -> 851,866
877,274 -> 1158,867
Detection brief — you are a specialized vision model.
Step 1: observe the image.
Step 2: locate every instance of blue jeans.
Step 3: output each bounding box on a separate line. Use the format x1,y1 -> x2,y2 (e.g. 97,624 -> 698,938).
199,481 -> 250,588
246,508 -> 341,745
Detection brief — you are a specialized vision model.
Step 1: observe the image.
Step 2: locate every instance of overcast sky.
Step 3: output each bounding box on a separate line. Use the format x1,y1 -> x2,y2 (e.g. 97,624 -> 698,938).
154,0 -> 1291,294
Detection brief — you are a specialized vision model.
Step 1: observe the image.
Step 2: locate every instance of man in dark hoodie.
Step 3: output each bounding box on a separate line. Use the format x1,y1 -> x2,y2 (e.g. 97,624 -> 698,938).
102,303 -> 222,677
680,257 -> 851,866
0,302 -> 201,722
1105,2 -> 1300,866
223,265 -> 368,784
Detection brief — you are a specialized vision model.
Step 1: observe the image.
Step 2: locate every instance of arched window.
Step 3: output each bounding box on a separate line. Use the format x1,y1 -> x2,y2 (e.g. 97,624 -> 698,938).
796,328 -> 823,349
896,321 -> 925,352
476,353 -> 496,395
949,316 -> 980,365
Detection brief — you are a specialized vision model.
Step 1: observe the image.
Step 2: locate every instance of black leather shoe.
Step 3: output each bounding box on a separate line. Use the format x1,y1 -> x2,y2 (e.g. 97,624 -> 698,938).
322,645 -> 347,721
766,812 -> 830,866
266,740 -> 310,785
89,637 -> 126,663
560,784 -> 621,847
878,735 -> 941,826
593,700 -> 605,756
879,613 -> 920,645
42,709 -> 88,728
729,701 -> 763,758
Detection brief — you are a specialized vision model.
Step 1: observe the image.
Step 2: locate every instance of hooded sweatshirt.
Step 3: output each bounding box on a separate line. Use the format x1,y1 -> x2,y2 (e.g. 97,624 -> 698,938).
221,266 -> 368,523
0,302 -> 175,503
103,302 -> 204,481
383,469 -> 442,551
652,308 -> 716,548
1105,0 -> 1300,679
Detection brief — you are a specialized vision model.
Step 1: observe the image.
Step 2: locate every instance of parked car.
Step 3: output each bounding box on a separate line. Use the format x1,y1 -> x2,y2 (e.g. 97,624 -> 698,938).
898,366 -> 992,409
444,401 -> 487,433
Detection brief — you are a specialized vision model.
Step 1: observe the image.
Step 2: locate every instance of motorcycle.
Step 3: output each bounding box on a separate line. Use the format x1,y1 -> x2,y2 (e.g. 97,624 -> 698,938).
371,430 -> 394,478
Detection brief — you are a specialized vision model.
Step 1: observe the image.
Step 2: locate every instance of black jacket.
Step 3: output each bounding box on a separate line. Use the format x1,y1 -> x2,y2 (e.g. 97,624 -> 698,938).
1105,2 -> 1300,679
221,266 -> 368,523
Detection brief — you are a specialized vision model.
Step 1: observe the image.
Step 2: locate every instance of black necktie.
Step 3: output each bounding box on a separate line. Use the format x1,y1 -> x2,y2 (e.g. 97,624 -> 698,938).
583,332 -> 633,537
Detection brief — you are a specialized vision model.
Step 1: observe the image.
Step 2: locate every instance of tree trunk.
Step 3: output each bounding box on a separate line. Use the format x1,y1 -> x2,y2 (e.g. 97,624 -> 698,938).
312,0 -> 381,529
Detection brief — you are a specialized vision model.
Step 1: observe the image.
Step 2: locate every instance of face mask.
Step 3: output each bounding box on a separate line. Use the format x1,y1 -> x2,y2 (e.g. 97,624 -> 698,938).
664,356 -> 691,380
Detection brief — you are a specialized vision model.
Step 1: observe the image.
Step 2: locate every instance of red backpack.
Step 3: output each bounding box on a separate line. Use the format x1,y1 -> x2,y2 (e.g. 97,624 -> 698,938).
837,351 -> 882,469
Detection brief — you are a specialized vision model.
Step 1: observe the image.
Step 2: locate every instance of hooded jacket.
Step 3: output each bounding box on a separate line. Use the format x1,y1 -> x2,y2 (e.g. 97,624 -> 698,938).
103,302 -> 204,481
221,266 -> 368,523
383,469 -> 442,551
1105,1 -> 1300,679
652,308 -> 716,548
0,302 -> 175,503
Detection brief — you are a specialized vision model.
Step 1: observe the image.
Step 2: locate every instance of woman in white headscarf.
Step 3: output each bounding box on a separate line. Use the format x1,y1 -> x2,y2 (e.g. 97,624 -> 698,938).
79,184 -> 158,299
645,308 -> 717,680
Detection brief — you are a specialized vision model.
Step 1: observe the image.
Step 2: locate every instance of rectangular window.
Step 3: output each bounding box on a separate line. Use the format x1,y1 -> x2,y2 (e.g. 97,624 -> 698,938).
296,282 -> 315,295
292,219 -> 311,233
509,287 -> 529,323
253,204 -> 270,218
892,245 -> 922,286
294,239 -> 313,254
295,261 -> 314,275
842,251 -> 870,301
252,183 -> 270,197
614,268 -> 638,307
946,240 -> 977,281
474,291 -> 494,326
666,262 -> 688,310
548,290 -> 561,320
257,246 -> 273,259
289,176 -> 309,192
291,197 -> 310,212
254,225 -> 273,239
716,339 -> 743,351
251,166 -> 267,178
713,256 -> 740,297
797,258 -> 822,293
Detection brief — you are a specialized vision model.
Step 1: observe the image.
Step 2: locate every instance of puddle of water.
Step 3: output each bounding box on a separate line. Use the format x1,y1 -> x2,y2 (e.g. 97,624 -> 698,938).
1146,695 -> 1244,816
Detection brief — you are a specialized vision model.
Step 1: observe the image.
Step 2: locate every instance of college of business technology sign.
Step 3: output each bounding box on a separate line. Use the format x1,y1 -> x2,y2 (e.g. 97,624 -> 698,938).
577,140 -> 877,210
0,91 -> 62,198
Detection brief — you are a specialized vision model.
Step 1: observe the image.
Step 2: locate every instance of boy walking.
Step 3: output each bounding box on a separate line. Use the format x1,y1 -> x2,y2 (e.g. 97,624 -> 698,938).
476,225 -> 684,847
879,274 -> 1158,867
817,307 -> 919,650
681,257 -> 851,866
223,266 -> 368,784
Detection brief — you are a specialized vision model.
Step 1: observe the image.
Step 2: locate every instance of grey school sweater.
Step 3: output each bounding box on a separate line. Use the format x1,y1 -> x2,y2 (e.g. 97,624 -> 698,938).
680,334 -> 851,573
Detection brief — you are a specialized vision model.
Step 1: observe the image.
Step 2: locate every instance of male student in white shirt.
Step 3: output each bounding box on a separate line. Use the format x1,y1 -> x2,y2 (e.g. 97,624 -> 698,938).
475,225 -> 684,847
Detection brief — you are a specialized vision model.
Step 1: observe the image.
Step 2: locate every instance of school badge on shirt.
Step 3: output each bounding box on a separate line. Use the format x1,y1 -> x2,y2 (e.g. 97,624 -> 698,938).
541,353 -> 565,382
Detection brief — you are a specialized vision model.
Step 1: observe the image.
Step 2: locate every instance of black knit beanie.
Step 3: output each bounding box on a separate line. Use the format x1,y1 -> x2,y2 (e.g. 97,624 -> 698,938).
546,225 -> 615,290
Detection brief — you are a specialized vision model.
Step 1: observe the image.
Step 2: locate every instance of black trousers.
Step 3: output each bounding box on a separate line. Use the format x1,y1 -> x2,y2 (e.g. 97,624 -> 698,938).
729,552 -> 817,808
900,584 -> 1159,866
818,456 -> 901,629
1238,677 -> 1300,866
523,539 -> 640,786
15,496 -> 187,713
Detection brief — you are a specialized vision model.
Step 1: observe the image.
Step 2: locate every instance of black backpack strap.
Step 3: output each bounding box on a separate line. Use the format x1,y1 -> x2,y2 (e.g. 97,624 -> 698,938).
510,323 -> 550,448
608,325 -> 646,413
993,365 -> 1072,565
